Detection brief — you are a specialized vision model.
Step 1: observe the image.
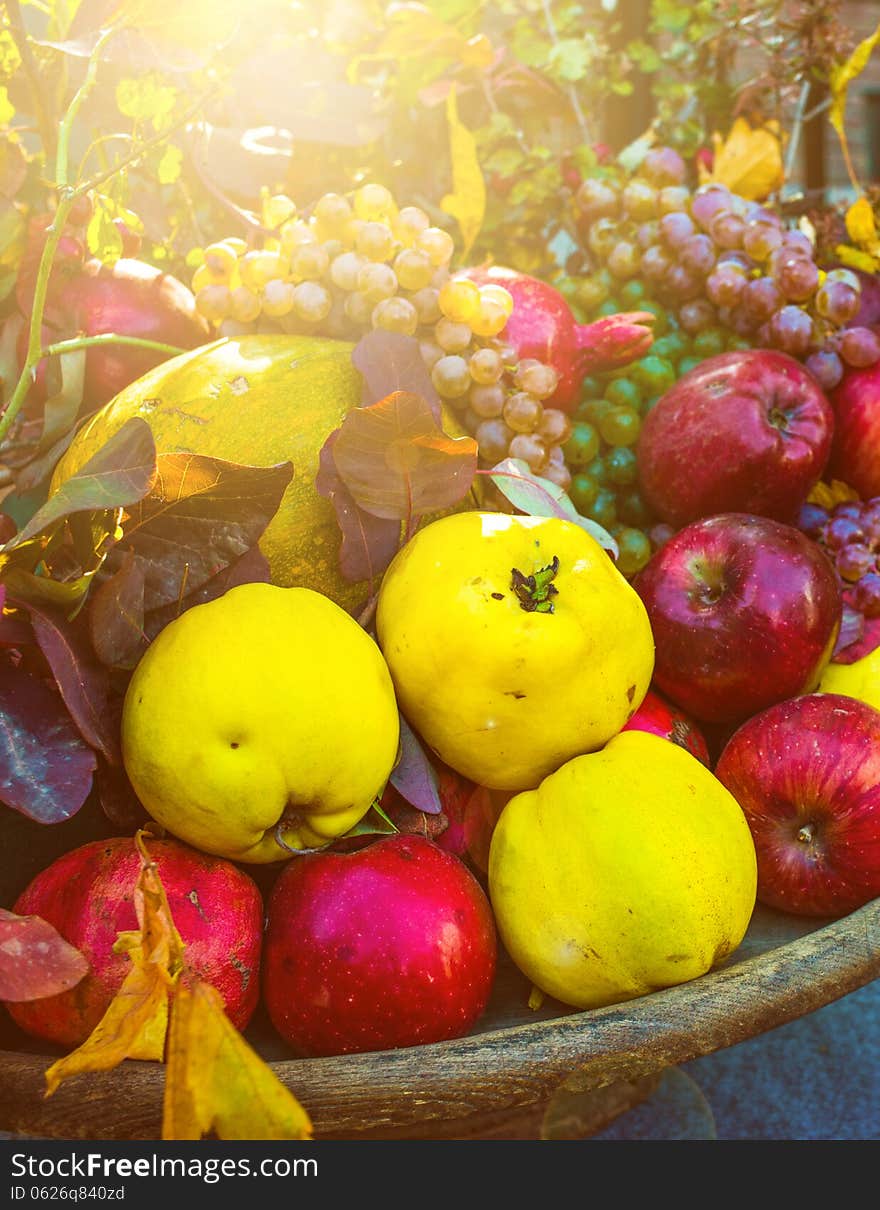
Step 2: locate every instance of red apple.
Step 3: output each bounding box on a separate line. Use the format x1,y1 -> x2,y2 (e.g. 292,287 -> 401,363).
460,265 -> 654,412
637,350 -> 835,528
633,513 -> 842,725
828,360 -> 880,499
5,837 -> 263,1047
622,687 -> 711,766
715,693 -> 880,916
262,834 -> 497,1057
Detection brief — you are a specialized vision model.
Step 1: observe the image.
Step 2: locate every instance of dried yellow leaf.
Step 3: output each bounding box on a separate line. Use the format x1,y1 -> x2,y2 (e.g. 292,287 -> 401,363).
845,196 -> 880,254
163,978 -> 313,1141
44,836 -> 185,1096
441,84 -> 486,265
703,117 -> 784,201
835,242 -> 880,274
808,479 -> 860,509
830,19 -> 880,190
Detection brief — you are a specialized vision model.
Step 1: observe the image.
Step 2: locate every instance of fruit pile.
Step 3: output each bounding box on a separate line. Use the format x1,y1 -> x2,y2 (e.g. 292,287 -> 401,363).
186,184 -> 652,495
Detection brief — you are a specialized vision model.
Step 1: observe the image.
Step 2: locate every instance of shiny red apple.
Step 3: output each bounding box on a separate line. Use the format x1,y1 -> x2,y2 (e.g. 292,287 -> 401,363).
637,350 -> 835,528
715,693 -> 880,916
262,834 -> 497,1057
5,836 -> 263,1047
633,513 -> 842,725
622,687 -> 711,766
828,360 -> 880,499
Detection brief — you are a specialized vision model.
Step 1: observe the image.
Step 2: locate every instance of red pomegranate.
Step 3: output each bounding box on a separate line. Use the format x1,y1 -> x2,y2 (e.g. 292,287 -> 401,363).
5,836 -> 263,1047
461,264 -> 655,412
16,234 -> 209,415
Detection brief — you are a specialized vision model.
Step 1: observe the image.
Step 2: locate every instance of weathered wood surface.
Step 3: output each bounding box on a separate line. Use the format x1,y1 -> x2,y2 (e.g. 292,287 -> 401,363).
1,900 -> 878,1140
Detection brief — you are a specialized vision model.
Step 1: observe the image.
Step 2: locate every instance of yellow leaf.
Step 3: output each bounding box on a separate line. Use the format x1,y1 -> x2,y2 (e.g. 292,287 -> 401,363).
834,242 -> 880,274
163,978 -> 313,1141
0,86 -> 14,126
845,196 -> 880,254
830,19 -> 880,190
440,85 -> 486,264
44,834 -> 185,1096
808,479 -> 860,509
704,117 -> 784,201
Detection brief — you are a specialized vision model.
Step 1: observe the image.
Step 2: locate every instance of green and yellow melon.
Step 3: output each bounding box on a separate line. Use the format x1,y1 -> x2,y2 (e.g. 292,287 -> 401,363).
50,333 -> 470,612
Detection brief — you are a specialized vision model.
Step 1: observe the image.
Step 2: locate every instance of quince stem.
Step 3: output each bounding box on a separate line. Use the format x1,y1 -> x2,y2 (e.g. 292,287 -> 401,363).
511,555 -> 560,614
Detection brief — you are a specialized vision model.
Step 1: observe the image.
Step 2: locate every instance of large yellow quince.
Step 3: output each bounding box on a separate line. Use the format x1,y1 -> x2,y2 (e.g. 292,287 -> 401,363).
375,512 -> 655,791
121,583 -> 400,863
818,646 -> 880,711
488,730 -> 758,1010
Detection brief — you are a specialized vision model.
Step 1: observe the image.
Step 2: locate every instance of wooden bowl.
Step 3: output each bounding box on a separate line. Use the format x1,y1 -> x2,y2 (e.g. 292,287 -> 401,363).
2,898 -> 878,1140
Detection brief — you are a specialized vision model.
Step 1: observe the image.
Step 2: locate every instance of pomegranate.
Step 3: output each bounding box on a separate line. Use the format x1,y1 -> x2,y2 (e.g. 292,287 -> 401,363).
5,837 -> 263,1047
461,264 -> 655,412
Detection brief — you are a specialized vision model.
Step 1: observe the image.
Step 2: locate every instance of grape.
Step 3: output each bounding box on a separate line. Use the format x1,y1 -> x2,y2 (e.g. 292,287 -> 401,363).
781,230 -> 814,258
563,422 -> 600,467
659,211 -> 696,250
409,286 -> 442,325
604,377 -> 642,410
538,408 -> 572,445
815,280 -> 861,326
469,384 -> 506,418
587,217 -> 621,259
680,233 -> 716,277
503,391 -> 543,433
203,242 -> 238,279
356,221 -> 396,262
679,298 -> 716,334
576,275 -> 611,310
419,339 -> 444,370
618,490 -> 652,528
742,219 -> 783,263
355,261 -> 397,305
635,221 -> 660,250
706,265 -> 746,307
599,406 -> 641,446
605,445 -> 638,485
825,267 -> 861,292
838,326 -> 880,368
649,522 -> 677,550
480,284 -> 514,318
438,278 -> 481,324
692,328 -> 727,359
432,354 -> 472,398
585,489 -> 617,528
313,192 -> 353,236
344,290 -> 373,326
470,297 -> 510,338
280,221 -> 317,255
824,516 -> 864,550
852,572 -> 880,616
330,251 -> 367,291
642,147 -> 687,187
230,286 -> 261,324
768,305 -> 813,357
290,243 -> 330,281
796,501 -> 829,538
508,433 -> 549,474
239,250 -> 287,291
657,186 -> 691,215
622,180 -> 658,221
837,544 -> 876,582
261,279 -> 296,318
394,206 -> 430,246
663,264 -> 702,301
475,418 -> 515,463
741,277 -> 784,326
775,254 -> 819,303
435,317 -> 473,354
291,281 -> 332,324
372,296 -> 419,335
805,348 -> 844,391
541,461 -> 573,491
354,183 -> 395,221
709,211 -> 746,250
690,184 -> 733,231
514,359 -> 559,399
394,248 -> 433,291
615,528 -> 653,576
607,240 -> 642,280
469,347 -> 504,385
569,472 -> 600,512
196,284 -> 232,323
576,178 -> 621,221
640,245 -> 672,283
416,227 -> 456,266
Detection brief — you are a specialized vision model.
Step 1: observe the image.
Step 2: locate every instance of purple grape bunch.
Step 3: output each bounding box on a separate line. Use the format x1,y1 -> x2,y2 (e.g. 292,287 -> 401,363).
798,497 -> 880,617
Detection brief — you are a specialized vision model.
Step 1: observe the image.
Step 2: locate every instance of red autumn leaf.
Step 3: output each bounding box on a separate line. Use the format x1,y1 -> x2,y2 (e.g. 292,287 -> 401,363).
27,601 -> 122,764
332,391 -> 477,522
0,908 -> 89,1002
352,331 -> 442,418
389,712 -> 443,815
88,551 -> 146,669
143,545 -> 272,645
315,430 -> 401,586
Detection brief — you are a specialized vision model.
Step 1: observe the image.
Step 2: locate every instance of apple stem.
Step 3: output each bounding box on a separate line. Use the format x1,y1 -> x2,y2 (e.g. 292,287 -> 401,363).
797,823 -> 815,844
510,555 -> 560,614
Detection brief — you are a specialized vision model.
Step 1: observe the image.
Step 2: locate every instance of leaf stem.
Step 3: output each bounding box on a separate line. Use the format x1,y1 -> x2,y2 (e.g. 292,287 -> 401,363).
56,27 -> 118,189
41,334 -> 189,360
